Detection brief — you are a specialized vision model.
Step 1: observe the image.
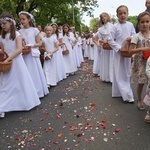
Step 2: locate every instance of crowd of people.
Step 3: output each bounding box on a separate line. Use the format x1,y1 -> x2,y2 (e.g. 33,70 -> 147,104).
0,0 -> 150,124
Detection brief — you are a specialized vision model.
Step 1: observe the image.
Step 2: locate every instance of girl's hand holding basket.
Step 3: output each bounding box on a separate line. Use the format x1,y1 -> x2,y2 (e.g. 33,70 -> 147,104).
22,39 -> 31,55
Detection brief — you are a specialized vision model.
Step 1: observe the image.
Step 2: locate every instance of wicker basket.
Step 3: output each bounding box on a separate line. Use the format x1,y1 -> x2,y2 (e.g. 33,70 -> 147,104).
91,44 -> 94,47
22,46 -> 31,55
103,43 -> 113,50
120,40 -> 132,58
0,51 -> 12,72
62,44 -> 69,55
62,49 -> 69,55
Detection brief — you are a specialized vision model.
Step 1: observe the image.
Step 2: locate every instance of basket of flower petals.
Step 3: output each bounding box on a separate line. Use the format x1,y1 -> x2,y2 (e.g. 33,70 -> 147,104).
120,40 -> 132,58
0,51 -> 12,72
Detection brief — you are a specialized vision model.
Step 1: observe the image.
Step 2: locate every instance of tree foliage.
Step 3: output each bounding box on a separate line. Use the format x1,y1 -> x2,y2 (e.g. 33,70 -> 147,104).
89,17 -> 99,31
0,0 -> 98,32
88,15 -> 138,32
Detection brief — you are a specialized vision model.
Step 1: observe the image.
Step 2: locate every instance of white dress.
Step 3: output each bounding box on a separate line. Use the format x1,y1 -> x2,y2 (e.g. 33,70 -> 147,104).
19,27 -> 49,98
52,33 -> 66,81
88,38 -> 94,60
84,39 -> 89,58
98,22 -> 114,82
72,40 -> 81,68
42,36 -> 58,86
108,21 -> 136,101
92,32 -> 101,75
62,33 -> 77,74
0,32 -> 41,112
78,37 -> 84,64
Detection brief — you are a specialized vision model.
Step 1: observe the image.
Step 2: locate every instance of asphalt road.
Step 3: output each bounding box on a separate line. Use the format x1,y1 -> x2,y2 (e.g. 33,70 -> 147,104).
0,59 -> 150,150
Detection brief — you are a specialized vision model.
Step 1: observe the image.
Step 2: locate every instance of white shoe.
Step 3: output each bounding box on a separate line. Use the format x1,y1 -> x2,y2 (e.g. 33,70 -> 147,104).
66,73 -> 69,77
127,98 -> 135,103
70,72 -> 75,76
0,112 -> 5,118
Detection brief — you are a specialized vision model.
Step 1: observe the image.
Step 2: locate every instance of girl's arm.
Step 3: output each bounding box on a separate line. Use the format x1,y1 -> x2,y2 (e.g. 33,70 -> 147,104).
92,36 -> 100,47
33,33 -> 42,47
50,43 -> 59,55
129,43 -> 149,54
58,38 -> 65,46
4,35 -> 22,63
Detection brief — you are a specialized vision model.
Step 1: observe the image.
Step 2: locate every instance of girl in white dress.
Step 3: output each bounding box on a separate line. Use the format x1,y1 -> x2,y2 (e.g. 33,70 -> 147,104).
51,23 -> 66,81
76,33 -> 84,65
71,30 -> 81,68
19,11 -> 49,98
62,24 -> 77,75
98,12 -> 114,82
42,25 -> 59,87
108,5 -> 136,102
84,34 -> 89,58
92,29 -> 101,76
0,12 -> 41,118
88,33 -> 94,60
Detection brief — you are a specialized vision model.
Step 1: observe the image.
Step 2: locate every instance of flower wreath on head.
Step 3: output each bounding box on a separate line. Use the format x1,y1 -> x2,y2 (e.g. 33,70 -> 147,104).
50,23 -> 58,27
19,11 -> 36,25
0,17 -> 16,25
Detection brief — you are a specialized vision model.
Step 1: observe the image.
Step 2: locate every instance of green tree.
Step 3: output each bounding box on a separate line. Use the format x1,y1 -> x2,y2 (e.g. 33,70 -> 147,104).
127,16 -> 138,28
89,17 -> 99,31
0,0 -> 99,31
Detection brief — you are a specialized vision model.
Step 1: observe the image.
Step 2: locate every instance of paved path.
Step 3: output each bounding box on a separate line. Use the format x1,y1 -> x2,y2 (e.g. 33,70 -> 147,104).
0,59 -> 150,150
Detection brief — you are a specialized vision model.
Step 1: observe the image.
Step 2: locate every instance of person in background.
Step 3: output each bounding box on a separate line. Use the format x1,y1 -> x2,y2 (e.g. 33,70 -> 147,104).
37,25 -> 46,40
58,22 -> 63,35
145,0 -> 150,13
62,24 -> 77,76
51,23 -> 66,82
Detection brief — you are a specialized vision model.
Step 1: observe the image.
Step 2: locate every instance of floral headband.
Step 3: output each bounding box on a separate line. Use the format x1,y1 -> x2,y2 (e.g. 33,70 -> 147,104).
50,23 -> 58,27
0,17 -> 16,25
19,11 -> 34,20
19,11 -> 36,26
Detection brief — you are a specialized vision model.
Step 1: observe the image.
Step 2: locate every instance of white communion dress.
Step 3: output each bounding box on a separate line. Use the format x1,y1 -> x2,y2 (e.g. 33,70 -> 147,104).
19,27 -> 49,98
0,32 -> 41,112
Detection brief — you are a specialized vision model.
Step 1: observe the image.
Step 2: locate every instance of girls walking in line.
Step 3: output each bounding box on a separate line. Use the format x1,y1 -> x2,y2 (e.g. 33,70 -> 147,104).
0,12 -> 41,118
19,11 -> 49,98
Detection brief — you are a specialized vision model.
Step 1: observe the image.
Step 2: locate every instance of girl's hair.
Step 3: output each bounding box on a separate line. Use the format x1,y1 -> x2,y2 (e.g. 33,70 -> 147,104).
99,12 -> 111,26
116,5 -> 128,14
19,12 -> 35,27
62,24 -> 70,36
137,11 -> 150,29
51,23 -> 58,38
0,12 -> 16,40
